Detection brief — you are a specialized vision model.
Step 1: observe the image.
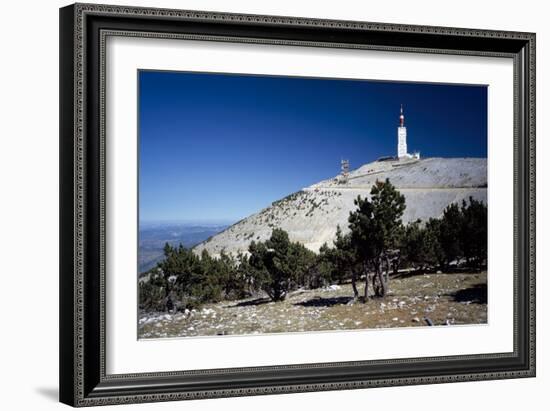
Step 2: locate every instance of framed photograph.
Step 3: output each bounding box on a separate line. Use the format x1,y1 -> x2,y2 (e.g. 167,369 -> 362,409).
59,3 -> 536,407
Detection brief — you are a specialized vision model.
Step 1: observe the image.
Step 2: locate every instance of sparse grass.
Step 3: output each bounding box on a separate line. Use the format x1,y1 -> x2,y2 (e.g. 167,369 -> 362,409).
139,272 -> 487,338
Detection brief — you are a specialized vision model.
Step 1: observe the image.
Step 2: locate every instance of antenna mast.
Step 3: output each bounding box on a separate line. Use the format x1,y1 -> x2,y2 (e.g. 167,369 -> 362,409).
340,159 -> 350,184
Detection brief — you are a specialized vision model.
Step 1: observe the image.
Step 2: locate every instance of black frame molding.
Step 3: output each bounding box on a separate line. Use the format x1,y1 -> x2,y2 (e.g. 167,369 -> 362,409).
60,3 -> 535,407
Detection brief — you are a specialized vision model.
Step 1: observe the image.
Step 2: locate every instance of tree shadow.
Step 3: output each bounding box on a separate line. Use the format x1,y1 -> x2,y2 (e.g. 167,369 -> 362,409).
230,297 -> 271,307
394,267 -> 486,280
450,283 -> 487,304
295,296 -> 354,307
393,270 -> 429,280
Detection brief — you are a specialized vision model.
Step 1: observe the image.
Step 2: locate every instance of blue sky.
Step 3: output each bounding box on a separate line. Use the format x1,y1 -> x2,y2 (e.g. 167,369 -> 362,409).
139,70 -> 487,223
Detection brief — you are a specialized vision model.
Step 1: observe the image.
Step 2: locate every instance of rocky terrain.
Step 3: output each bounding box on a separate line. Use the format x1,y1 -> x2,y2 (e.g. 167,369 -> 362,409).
194,157 -> 487,256
138,271 -> 487,339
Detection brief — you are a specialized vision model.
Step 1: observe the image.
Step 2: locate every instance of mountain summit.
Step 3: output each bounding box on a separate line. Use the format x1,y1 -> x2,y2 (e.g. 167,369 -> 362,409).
194,157 -> 487,257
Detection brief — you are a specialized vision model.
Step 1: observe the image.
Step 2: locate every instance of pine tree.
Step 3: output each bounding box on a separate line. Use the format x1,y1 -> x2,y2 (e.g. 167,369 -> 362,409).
348,179 -> 406,298
459,197 -> 488,269
248,228 -> 315,301
438,203 -> 464,269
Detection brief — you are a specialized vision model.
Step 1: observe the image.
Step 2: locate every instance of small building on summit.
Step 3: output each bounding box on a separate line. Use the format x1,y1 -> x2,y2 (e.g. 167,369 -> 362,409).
397,105 -> 420,160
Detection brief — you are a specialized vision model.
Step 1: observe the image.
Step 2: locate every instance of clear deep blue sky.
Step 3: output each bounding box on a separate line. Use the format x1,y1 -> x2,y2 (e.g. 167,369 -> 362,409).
139,70 -> 487,224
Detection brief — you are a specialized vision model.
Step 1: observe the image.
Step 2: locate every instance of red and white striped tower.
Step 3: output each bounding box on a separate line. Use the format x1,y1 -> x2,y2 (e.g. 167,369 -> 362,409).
397,104 -> 408,158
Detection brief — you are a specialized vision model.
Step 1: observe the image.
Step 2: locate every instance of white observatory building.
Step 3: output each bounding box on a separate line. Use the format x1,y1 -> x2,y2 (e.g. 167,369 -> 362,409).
397,105 -> 420,160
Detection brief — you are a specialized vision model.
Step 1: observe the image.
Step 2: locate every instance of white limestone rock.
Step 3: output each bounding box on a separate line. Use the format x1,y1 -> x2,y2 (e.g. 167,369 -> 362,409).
194,157 -> 487,257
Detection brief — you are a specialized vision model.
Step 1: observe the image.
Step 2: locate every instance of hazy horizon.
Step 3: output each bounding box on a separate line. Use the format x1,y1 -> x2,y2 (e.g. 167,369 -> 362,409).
139,219 -> 236,226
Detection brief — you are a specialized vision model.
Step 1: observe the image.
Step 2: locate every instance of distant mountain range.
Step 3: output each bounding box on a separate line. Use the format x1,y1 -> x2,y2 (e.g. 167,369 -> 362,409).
138,223 -> 229,274
194,157 -> 487,257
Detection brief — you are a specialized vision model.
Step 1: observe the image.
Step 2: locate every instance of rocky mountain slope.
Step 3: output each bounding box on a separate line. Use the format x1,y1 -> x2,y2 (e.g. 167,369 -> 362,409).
193,157 -> 487,256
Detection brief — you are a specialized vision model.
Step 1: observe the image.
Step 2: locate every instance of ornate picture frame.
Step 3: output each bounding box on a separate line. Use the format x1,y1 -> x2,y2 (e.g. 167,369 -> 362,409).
59,3 -> 535,407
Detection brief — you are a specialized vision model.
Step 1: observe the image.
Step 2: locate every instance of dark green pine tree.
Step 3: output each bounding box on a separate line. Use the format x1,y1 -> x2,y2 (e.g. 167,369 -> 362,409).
438,203 -> 464,269
459,197 -> 488,269
248,228 -> 315,301
348,179 -> 406,298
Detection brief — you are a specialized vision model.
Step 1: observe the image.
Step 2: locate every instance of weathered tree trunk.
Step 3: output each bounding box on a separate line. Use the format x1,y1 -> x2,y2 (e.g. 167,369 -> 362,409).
377,269 -> 388,297
373,259 -> 383,297
384,256 -> 391,284
351,271 -> 359,299
373,257 -> 388,297
363,264 -> 369,300
393,259 -> 399,275
271,280 -> 287,302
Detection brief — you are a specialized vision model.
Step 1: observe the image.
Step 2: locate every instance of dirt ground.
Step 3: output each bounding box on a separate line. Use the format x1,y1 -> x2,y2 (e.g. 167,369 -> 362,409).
138,271 -> 487,339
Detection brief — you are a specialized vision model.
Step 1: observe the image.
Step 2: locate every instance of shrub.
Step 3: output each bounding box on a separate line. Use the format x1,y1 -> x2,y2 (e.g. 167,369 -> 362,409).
248,228 -> 315,301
